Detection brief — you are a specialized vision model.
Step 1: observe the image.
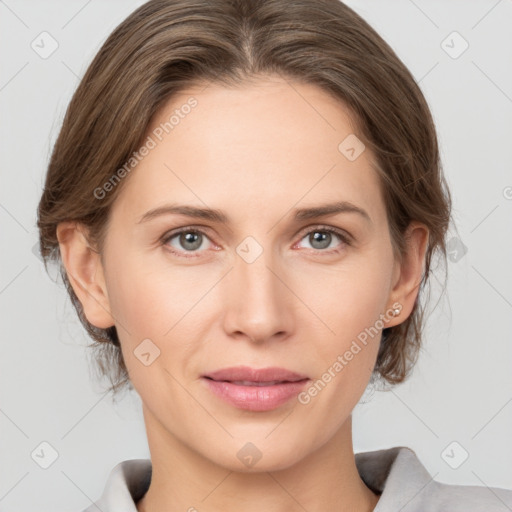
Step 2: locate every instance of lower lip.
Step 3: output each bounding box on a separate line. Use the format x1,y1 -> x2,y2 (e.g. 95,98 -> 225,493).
202,378 -> 310,411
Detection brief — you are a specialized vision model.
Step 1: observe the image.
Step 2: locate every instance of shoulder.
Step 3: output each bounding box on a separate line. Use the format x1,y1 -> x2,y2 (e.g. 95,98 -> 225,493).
356,446 -> 512,512
81,458 -> 152,512
425,479 -> 512,511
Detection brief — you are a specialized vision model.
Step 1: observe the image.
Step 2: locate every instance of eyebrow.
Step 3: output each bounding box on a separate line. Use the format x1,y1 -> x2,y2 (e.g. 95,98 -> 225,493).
136,201 -> 372,225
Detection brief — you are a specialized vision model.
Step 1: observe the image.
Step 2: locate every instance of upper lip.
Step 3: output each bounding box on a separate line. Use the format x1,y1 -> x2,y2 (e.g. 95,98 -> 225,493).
202,365 -> 309,383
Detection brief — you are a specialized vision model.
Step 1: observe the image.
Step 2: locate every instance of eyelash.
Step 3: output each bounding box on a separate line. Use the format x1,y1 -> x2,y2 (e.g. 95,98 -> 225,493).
160,224 -> 352,259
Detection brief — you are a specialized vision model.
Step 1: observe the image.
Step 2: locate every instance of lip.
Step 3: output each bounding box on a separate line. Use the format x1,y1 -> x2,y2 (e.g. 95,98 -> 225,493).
201,366 -> 310,412
203,365 -> 309,383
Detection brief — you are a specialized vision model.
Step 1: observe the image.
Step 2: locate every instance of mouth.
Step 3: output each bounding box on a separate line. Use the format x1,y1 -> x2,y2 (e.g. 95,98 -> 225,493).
202,365 -> 309,383
203,378 -> 306,386
201,366 -> 310,411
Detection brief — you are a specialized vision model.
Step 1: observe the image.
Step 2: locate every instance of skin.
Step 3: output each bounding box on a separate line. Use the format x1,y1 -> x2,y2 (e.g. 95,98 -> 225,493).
57,75 -> 428,512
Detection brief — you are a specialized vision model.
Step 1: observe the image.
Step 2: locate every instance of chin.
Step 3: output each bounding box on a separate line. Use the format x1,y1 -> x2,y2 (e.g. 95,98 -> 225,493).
204,438 -> 308,473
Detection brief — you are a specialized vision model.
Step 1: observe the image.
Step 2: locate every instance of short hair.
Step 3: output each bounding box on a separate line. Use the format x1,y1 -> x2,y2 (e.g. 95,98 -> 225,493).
37,0 -> 452,398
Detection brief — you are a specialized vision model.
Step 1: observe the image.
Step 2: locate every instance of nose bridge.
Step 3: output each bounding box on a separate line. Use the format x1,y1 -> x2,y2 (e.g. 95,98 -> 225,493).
238,248 -> 279,298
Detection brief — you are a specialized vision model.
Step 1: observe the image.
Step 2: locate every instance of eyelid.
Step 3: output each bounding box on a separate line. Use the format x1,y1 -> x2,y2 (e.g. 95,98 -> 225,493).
294,223 -> 353,244
160,224 -> 214,241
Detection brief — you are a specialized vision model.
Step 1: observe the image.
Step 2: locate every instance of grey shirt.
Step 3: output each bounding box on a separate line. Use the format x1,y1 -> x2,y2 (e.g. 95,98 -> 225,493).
82,446 -> 512,511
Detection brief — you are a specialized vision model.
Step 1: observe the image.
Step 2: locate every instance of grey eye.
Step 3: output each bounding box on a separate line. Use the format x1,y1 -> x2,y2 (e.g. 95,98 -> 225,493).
166,231 -> 210,252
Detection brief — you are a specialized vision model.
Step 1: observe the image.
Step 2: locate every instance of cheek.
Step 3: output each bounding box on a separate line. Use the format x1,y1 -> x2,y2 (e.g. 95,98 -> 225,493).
106,269 -> 168,338
103,250 -> 211,373
302,254 -> 392,336
104,247 -> 199,336
295,252 -> 393,390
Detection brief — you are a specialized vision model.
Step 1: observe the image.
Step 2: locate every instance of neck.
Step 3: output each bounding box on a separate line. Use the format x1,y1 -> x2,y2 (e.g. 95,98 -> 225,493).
136,407 -> 379,512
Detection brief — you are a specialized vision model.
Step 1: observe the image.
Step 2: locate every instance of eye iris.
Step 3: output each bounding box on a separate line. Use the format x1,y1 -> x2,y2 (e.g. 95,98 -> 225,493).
310,231 -> 331,249
180,232 -> 202,251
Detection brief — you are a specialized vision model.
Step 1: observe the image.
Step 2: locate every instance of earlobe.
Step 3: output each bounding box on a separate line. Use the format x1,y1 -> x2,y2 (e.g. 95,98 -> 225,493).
56,221 -> 115,329
387,221 -> 429,327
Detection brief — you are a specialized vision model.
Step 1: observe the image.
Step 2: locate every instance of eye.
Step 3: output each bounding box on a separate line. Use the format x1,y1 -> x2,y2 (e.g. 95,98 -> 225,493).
160,224 -> 352,259
295,225 -> 351,253
161,228 -> 214,258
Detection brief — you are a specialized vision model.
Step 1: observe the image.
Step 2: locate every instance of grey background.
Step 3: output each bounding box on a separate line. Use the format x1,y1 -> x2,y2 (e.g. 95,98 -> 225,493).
1,0 -> 511,510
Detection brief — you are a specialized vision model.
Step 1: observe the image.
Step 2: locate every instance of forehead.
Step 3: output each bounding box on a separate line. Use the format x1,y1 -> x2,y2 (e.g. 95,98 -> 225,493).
110,77 -> 384,226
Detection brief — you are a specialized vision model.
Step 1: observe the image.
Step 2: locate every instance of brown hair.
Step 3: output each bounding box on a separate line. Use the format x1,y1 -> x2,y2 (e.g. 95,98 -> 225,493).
37,0 -> 452,398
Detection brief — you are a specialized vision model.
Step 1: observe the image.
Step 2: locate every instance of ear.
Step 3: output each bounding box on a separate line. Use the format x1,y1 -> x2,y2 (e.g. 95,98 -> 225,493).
386,221 -> 429,327
56,221 -> 114,329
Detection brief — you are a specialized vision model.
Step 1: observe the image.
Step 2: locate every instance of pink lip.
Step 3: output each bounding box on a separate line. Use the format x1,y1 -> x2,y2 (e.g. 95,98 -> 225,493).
203,365 -> 308,383
201,366 -> 310,412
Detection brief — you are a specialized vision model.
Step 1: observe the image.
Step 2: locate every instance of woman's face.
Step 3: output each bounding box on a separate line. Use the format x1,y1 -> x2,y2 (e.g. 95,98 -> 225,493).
77,76 -> 421,471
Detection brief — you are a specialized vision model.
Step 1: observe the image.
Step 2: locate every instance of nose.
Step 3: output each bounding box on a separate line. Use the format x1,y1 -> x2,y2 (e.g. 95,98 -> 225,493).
222,244 -> 294,344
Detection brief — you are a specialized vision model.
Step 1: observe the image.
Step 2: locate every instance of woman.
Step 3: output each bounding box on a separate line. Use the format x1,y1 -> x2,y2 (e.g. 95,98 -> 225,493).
36,0 -> 512,511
